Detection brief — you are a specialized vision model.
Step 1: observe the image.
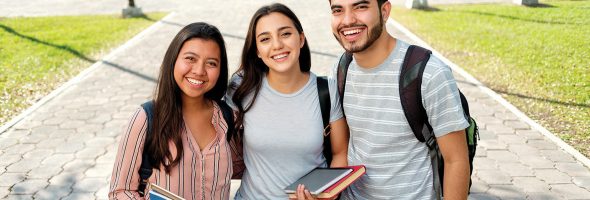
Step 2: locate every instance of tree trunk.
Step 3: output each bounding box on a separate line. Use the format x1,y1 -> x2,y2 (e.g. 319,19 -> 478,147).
129,0 -> 136,7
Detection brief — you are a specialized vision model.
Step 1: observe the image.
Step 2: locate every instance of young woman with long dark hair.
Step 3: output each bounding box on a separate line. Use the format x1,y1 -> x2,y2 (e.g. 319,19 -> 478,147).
225,3 -> 349,199
109,22 -> 240,199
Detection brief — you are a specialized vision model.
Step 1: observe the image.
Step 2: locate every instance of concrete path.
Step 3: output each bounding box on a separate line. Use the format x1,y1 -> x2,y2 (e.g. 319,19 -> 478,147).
1,0 -> 589,199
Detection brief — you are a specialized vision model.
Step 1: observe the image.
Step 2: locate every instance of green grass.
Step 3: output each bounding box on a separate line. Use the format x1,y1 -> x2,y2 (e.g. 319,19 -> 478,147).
0,13 -> 166,125
390,0 -> 590,156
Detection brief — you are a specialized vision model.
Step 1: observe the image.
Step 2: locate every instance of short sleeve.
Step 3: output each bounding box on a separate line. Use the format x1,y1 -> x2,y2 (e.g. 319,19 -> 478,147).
328,66 -> 344,123
421,57 -> 469,138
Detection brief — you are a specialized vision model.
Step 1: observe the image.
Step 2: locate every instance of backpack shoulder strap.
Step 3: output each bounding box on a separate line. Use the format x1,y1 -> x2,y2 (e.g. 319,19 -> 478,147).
317,76 -> 331,134
336,52 -> 353,102
138,100 -> 155,197
399,45 -> 433,143
216,100 -> 235,142
399,45 -> 445,200
316,76 -> 332,166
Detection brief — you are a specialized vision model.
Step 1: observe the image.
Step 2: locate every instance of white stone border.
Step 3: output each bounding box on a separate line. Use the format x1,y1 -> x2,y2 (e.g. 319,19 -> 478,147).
0,12 -> 177,134
387,19 -> 590,169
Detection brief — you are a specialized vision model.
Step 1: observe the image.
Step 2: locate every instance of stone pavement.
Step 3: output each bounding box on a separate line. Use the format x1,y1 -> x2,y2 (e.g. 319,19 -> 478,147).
1,0 -> 589,199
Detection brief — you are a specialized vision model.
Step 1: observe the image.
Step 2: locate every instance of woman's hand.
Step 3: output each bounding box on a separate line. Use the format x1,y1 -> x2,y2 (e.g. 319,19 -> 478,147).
291,184 -> 341,200
295,184 -> 317,200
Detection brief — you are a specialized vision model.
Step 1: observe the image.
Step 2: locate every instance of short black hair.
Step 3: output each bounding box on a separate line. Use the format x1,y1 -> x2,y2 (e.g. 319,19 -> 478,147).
329,0 -> 388,7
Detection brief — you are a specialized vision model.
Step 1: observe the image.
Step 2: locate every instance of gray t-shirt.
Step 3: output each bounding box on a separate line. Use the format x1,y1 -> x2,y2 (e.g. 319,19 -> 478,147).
225,72 -> 343,199
335,40 -> 469,200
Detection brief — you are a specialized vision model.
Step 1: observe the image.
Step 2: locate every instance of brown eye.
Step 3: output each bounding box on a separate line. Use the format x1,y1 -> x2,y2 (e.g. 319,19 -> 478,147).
207,61 -> 218,67
332,8 -> 342,14
356,4 -> 369,10
281,32 -> 292,37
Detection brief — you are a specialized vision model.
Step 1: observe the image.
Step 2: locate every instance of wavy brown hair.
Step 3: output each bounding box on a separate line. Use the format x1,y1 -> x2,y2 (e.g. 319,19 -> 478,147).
230,3 -> 311,134
147,22 -> 228,172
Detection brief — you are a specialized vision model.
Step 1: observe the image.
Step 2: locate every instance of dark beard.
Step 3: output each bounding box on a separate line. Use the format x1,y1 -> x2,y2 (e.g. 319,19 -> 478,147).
334,17 -> 384,53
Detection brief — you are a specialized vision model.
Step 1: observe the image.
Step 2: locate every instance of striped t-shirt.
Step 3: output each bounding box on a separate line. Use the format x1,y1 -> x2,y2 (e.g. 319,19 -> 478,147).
334,40 -> 469,200
109,102 -> 241,200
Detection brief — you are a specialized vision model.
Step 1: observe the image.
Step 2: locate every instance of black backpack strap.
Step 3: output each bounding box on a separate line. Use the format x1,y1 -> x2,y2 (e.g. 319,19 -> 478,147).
336,52 -> 353,103
138,100 -> 155,197
399,45 -> 433,143
216,100 -> 235,142
398,45 -> 443,200
316,76 -> 333,167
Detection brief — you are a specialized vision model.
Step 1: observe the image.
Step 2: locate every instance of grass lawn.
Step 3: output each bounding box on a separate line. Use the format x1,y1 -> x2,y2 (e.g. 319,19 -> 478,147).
0,13 -> 166,125
390,0 -> 590,156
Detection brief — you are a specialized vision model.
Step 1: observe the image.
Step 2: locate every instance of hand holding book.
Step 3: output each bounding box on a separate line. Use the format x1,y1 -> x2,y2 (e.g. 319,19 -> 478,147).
286,165 -> 366,200
293,184 -> 341,200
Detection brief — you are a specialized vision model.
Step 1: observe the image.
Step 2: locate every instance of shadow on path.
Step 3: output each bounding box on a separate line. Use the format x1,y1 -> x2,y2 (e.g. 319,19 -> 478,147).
493,88 -> 590,108
0,23 -> 157,83
456,80 -> 590,108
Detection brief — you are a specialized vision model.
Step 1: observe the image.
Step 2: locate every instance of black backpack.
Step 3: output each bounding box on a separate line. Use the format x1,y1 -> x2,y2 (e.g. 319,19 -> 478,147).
136,100 -> 235,197
336,45 -> 479,198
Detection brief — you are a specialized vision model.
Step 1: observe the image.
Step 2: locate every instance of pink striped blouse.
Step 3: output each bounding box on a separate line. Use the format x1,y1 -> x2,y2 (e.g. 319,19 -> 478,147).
109,102 -> 243,200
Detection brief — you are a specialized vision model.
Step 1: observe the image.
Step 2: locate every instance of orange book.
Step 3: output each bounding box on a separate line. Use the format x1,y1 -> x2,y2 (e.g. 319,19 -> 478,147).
287,165 -> 366,200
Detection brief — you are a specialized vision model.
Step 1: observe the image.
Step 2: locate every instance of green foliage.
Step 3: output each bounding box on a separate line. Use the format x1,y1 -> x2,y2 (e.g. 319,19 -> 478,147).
391,1 -> 590,156
0,13 -> 166,125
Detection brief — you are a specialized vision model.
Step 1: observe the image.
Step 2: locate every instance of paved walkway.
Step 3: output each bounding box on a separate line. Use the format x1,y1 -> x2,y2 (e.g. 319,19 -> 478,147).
1,0 -> 589,199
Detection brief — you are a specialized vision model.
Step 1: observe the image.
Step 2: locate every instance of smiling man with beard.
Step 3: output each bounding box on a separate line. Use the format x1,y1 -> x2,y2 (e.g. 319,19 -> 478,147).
327,0 -> 471,199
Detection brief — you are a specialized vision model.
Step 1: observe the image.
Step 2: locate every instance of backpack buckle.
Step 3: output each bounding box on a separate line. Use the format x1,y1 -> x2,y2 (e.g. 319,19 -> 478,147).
138,179 -> 148,197
323,125 -> 331,136
425,136 -> 437,149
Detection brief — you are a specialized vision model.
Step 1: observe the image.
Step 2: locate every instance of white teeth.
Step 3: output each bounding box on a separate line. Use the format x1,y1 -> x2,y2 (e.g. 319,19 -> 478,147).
343,29 -> 362,36
187,78 -> 204,85
272,53 -> 288,60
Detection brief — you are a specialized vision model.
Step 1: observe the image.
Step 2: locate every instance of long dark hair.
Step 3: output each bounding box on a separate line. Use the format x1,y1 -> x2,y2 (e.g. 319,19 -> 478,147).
148,22 -> 228,172
231,3 -> 311,134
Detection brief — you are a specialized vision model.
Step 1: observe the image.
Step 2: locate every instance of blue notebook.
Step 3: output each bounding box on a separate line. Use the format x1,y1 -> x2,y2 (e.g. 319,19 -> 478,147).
148,183 -> 185,200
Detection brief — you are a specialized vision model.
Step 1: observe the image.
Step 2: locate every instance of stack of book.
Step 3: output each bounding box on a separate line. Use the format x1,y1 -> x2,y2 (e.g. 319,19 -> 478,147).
148,183 -> 185,200
284,165 -> 366,199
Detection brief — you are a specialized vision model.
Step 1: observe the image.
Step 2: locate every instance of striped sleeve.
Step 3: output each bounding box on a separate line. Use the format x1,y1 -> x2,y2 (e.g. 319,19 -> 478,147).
421,57 -> 469,137
328,71 -> 344,123
109,108 -> 148,200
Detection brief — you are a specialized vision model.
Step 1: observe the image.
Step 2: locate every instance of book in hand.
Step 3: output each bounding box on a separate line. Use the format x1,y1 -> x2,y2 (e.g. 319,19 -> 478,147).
285,165 -> 366,199
148,183 -> 185,200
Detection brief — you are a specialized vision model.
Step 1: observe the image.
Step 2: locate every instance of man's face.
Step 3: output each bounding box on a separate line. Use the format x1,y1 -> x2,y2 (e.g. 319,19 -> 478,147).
330,0 -> 384,53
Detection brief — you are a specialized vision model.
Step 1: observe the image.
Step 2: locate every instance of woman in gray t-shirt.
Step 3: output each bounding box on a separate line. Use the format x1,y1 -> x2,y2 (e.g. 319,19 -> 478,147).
224,3 -> 349,200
